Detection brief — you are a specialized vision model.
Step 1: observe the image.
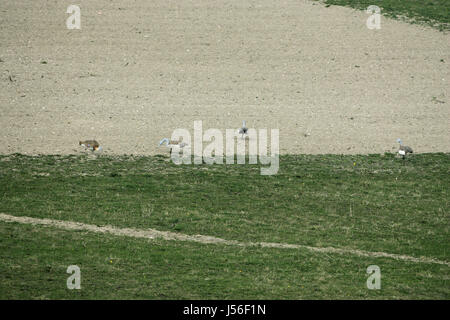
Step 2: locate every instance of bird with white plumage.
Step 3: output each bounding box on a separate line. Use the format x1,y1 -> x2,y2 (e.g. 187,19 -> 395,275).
397,138 -> 413,159
79,140 -> 103,152
159,138 -> 188,155
238,120 -> 248,139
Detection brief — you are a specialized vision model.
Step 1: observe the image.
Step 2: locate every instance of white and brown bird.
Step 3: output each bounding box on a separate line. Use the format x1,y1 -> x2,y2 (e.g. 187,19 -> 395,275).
397,138 -> 413,159
238,120 -> 248,139
159,138 -> 188,155
79,140 -> 102,152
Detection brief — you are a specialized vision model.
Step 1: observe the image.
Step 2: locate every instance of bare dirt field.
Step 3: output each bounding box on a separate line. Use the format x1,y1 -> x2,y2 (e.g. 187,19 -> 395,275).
1,0 -> 449,156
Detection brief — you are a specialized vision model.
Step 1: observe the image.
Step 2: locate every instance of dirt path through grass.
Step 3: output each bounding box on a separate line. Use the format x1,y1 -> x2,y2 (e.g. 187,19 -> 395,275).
1,213 -> 448,266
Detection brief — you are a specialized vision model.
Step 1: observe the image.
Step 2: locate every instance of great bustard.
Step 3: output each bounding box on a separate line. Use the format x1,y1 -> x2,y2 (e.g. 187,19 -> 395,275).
238,120 -> 248,139
397,138 -> 413,159
79,140 -> 102,152
159,138 -> 188,155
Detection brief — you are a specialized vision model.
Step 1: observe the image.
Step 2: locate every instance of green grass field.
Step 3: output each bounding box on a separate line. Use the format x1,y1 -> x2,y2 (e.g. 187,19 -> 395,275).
321,0 -> 450,31
0,153 -> 449,299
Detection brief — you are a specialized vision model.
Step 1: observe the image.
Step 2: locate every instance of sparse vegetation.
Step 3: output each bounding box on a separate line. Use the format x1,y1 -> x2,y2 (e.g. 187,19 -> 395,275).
321,0 -> 450,31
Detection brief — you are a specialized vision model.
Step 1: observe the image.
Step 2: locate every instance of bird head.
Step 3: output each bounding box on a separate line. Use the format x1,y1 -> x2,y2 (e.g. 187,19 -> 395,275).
159,138 -> 169,146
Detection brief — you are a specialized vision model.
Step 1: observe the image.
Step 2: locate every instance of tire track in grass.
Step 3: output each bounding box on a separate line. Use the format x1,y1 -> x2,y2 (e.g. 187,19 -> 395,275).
1,213 -> 448,267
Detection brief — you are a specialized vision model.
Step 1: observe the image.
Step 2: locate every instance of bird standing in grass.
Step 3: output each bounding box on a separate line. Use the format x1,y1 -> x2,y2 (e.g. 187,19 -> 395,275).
397,138 -> 413,159
159,138 -> 188,155
238,120 -> 248,139
79,140 -> 102,152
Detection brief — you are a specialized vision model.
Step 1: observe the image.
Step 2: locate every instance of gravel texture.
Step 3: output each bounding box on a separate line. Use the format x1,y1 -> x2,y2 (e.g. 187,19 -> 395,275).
0,0 -> 449,156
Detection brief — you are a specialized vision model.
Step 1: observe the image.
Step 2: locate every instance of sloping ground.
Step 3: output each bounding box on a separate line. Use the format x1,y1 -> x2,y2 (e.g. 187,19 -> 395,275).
0,0 -> 449,155
323,0 -> 450,31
